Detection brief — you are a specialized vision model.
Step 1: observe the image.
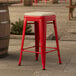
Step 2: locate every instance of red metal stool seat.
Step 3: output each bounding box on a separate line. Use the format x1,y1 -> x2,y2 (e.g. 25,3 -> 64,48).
18,12 -> 62,70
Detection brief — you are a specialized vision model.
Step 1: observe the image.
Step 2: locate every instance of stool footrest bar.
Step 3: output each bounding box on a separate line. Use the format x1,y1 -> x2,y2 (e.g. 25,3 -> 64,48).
23,46 -> 57,54
24,46 -> 57,50
27,22 -> 53,25
23,49 -> 41,54
23,49 -> 57,54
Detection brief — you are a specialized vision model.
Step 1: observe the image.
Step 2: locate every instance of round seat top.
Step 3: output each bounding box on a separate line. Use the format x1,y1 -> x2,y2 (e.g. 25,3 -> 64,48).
24,12 -> 55,16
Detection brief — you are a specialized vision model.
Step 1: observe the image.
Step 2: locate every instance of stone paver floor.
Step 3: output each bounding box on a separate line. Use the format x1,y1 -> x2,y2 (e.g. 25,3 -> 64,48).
0,2 -> 76,76
0,39 -> 76,76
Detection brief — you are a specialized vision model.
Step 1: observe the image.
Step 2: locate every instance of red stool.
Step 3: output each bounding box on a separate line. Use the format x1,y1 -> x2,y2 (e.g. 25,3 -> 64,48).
18,12 -> 62,70
34,0 -> 38,4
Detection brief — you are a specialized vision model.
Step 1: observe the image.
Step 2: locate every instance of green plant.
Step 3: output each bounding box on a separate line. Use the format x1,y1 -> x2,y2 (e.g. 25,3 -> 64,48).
11,19 -> 32,35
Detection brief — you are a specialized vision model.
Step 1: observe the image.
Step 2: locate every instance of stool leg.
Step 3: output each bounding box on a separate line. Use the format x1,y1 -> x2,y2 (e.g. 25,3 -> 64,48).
18,19 -> 27,66
45,0 -> 47,3
39,20 -> 46,70
34,0 -> 38,4
34,22 -> 39,61
53,20 -> 62,64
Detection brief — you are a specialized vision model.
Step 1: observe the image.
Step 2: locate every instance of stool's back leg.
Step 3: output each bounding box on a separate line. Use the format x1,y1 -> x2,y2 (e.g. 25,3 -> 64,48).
53,19 -> 62,64
34,21 -> 39,61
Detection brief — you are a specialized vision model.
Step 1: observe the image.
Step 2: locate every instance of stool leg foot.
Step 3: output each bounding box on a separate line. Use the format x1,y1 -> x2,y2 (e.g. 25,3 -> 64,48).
39,20 -> 46,70
43,68 -> 46,70
18,49 -> 23,66
35,22 -> 39,61
18,64 -> 21,66
18,19 -> 27,66
57,48 -> 62,64
53,20 -> 62,64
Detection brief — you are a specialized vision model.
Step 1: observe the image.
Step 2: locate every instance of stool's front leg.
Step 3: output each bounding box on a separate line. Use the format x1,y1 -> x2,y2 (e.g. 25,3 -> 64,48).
35,22 -> 39,61
39,19 -> 46,70
18,19 -> 27,66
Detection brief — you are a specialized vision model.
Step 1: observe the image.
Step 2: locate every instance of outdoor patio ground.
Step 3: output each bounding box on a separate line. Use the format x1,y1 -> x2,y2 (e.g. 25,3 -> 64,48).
0,39 -> 76,76
0,1 -> 76,76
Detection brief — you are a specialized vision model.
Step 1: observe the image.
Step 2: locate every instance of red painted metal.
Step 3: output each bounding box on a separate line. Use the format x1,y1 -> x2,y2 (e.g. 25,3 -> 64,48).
27,21 -> 53,24
23,49 -> 57,54
34,22 -> 40,61
53,20 -> 62,64
39,19 -> 46,70
18,19 -> 27,66
34,0 -> 38,4
45,0 -> 47,3
23,46 -> 57,50
18,14 -> 62,69
23,50 -> 41,54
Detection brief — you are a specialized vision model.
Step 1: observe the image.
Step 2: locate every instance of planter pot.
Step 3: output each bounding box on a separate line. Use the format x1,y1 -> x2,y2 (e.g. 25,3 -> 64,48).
24,0 -> 33,6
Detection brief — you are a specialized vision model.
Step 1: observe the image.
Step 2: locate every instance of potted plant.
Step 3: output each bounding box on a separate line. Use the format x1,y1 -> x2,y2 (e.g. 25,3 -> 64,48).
11,19 -> 32,35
